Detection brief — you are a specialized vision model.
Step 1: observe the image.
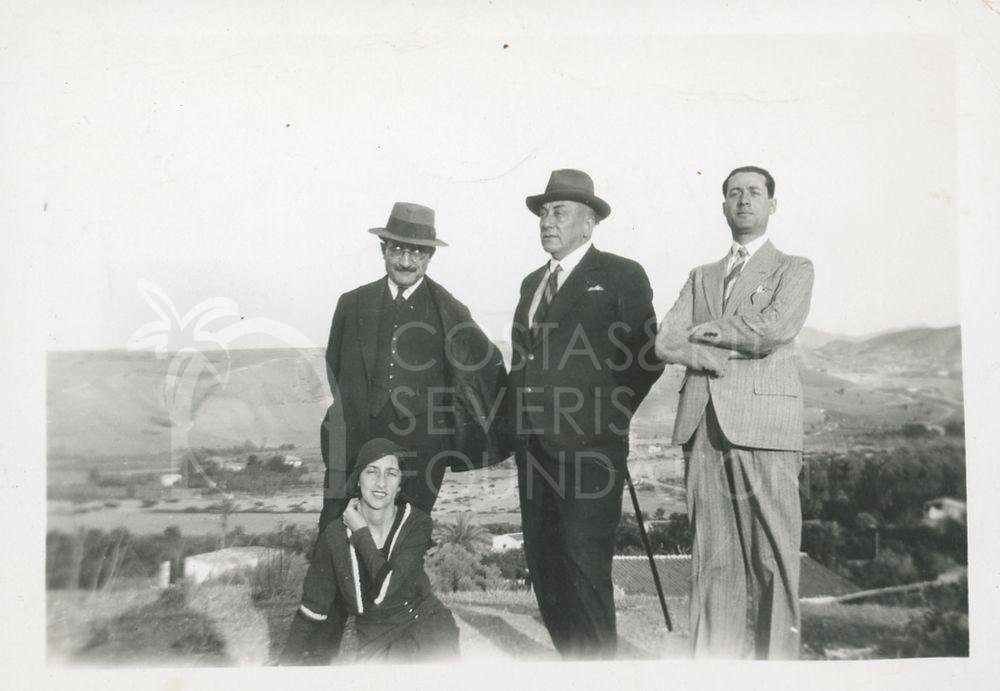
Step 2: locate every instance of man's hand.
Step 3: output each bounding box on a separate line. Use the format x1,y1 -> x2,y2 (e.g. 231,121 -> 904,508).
691,345 -> 729,378
342,498 -> 367,532
689,324 -> 721,345
655,325 -> 729,377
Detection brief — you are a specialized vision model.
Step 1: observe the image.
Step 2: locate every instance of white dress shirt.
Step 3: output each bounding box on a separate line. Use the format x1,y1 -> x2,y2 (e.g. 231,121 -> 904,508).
528,240 -> 593,325
387,276 -> 424,300
725,234 -> 768,274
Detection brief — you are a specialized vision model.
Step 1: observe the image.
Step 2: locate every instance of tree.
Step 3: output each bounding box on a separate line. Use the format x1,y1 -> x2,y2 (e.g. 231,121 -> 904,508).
801,520 -> 845,567
434,513 -> 491,554
482,547 -> 529,584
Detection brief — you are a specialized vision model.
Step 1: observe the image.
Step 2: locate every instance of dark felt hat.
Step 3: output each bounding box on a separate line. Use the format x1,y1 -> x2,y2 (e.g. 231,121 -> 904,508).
346,438 -> 409,497
525,169 -> 611,221
368,202 -> 448,248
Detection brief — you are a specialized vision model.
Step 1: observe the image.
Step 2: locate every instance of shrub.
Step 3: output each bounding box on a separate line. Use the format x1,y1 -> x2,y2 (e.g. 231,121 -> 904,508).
876,578 -> 968,657
848,548 -> 920,589
425,543 -> 503,592
482,547 -> 529,584
802,520 -> 845,567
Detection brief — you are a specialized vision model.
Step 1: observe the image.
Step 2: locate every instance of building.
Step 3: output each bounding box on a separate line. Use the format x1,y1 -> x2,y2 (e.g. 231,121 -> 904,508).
160,473 -> 183,488
923,497 -> 967,528
491,532 -> 524,552
182,546 -> 285,585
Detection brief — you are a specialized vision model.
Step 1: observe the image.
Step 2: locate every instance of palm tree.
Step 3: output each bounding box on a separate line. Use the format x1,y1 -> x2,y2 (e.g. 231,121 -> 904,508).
433,512 -> 491,554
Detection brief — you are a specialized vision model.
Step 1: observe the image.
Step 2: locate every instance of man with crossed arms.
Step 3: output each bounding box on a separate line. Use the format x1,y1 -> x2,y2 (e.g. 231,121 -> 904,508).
655,165 -> 813,659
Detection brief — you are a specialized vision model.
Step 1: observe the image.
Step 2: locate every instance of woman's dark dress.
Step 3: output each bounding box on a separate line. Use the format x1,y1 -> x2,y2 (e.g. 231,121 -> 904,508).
282,502 -> 458,663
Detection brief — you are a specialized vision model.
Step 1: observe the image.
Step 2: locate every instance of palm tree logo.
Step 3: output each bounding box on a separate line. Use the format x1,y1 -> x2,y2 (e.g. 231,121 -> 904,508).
126,280 -> 326,489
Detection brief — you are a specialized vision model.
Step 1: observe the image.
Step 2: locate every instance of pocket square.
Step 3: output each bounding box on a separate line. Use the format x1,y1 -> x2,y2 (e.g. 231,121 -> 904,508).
750,285 -> 771,305
587,284 -> 605,292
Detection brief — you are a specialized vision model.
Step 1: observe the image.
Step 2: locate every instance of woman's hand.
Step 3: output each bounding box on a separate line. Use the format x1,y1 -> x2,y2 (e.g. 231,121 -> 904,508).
342,498 -> 367,532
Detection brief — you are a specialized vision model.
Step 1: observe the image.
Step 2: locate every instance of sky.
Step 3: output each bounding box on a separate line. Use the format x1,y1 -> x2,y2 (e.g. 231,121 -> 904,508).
4,8 -> 959,351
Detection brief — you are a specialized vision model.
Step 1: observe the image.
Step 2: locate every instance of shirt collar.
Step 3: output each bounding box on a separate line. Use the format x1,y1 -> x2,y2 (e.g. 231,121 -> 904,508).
387,275 -> 424,299
549,240 -> 593,275
731,234 -> 768,261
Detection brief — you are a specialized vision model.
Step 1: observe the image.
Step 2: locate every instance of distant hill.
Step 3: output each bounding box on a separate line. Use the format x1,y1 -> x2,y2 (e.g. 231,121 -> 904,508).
46,324 -> 964,462
798,326 -> 852,349
46,348 -> 331,459
815,325 -> 962,372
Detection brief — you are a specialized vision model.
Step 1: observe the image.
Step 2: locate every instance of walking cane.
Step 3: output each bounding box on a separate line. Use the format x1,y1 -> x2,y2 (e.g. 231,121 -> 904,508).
624,468 -> 673,631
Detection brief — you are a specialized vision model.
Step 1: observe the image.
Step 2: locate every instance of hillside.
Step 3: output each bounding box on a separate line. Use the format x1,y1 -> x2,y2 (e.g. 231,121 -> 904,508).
814,326 -> 962,373
47,348 -> 331,459
47,324 -> 963,464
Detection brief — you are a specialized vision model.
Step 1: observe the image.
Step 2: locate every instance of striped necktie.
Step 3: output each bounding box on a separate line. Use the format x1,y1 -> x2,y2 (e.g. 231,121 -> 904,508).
530,264 -> 562,341
722,246 -> 749,308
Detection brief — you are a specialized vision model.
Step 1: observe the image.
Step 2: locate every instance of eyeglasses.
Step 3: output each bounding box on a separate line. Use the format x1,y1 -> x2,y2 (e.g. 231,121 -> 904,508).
384,243 -> 431,259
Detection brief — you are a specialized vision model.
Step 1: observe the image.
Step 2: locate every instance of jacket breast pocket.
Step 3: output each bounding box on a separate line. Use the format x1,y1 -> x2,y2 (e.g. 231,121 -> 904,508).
753,372 -> 801,397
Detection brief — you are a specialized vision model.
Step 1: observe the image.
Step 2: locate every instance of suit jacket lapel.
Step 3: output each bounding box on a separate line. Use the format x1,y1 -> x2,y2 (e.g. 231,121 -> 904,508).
725,239 -> 779,314
542,245 -> 602,329
357,279 -> 387,379
701,256 -> 728,319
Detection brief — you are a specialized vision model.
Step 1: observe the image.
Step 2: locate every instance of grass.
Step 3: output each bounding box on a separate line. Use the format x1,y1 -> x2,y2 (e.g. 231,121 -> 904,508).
800,601 -> 921,659
48,579 -> 945,665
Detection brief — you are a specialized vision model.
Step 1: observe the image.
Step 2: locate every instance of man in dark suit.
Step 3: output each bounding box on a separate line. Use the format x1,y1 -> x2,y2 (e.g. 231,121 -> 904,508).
509,169 -> 663,658
320,201 -> 510,530
289,202 -> 511,664
655,166 -> 813,659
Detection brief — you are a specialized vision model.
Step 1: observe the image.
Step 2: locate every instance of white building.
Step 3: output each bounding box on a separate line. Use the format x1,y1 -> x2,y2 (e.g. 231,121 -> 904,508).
160,473 -> 183,488
491,532 -> 524,552
923,497 -> 966,527
183,546 -> 285,585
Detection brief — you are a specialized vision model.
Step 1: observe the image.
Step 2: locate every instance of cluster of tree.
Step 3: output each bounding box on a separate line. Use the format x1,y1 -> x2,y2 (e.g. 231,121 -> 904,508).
202,441 -> 298,454
46,523 -> 319,590
799,443 -> 967,589
801,444 -> 965,526
184,453 -> 310,493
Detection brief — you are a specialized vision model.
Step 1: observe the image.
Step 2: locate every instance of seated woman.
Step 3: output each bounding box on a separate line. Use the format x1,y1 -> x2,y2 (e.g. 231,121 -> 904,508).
282,438 -> 459,663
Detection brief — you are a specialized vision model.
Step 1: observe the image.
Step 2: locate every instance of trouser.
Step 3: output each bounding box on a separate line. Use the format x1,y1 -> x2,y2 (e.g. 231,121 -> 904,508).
684,402 -> 803,659
516,435 -> 625,659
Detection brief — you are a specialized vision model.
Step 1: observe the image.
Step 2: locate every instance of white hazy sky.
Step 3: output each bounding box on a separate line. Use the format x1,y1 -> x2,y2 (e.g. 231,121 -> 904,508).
5,5 -> 960,351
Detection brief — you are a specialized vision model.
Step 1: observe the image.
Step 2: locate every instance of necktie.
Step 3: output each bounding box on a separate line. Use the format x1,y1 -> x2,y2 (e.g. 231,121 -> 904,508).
530,264 -> 562,341
722,246 -> 749,308
394,288 -> 407,309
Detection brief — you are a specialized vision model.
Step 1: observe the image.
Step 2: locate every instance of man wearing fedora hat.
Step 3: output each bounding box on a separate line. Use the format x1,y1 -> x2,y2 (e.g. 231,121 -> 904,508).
318,201 -> 511,532
509,170 -> 664,658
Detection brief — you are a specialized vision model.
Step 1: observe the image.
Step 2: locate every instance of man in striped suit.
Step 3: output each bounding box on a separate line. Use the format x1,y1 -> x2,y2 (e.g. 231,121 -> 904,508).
655,166 -> 814,659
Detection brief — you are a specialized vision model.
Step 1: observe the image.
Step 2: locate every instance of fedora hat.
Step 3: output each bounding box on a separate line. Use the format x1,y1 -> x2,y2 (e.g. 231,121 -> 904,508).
368,202 -> 448,247
525,169 -> 611,221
